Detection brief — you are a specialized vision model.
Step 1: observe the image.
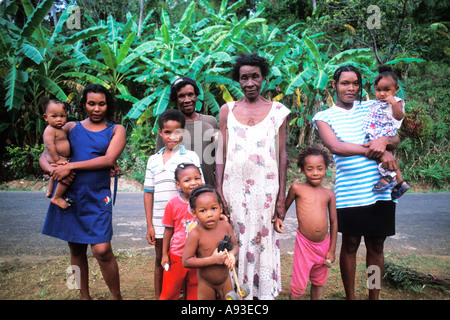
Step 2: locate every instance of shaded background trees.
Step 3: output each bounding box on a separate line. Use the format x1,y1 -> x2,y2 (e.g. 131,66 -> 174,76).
0,0 -> 448,188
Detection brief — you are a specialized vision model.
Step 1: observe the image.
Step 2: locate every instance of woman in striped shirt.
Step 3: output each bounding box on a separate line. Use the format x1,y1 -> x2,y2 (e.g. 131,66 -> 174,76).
313,65 -> 400,300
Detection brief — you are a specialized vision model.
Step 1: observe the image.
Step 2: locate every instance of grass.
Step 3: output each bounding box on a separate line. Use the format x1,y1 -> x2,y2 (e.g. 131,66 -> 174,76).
1,251 -> 448,300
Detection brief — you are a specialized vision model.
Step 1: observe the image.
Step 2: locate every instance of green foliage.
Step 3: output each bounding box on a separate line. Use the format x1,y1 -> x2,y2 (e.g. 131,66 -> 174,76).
0,1 -> 110,146
0,0 -> 447,189
117,122 -> 156,182
2,144 -> 45,180
395,62 -> 450,188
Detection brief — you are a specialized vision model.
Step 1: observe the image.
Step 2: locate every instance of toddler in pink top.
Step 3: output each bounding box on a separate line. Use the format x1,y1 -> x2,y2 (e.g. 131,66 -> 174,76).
159,163 -> 202,300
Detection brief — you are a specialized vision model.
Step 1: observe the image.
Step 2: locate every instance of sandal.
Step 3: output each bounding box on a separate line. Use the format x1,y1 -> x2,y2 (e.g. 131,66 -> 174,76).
391,180 -> 410,200
372,175 -> 397,192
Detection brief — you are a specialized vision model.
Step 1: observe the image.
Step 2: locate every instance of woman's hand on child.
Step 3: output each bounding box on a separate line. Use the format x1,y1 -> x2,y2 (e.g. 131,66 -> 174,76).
50,163 -> 72,181
362,137 -> 388,159
379,150 -> 398,172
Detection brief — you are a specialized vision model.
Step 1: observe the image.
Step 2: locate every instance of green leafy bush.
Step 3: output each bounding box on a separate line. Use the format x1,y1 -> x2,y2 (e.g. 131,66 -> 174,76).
117,122 -> 156,182
1,144 -> 45,180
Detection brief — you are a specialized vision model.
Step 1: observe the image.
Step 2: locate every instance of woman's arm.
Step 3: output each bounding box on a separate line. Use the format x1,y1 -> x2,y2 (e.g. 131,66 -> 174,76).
39,152 -> 75,185
316,120 -> 399,171
315,120 -> 367,157
275,118 -> 288,219
362,135 -> 401,158
215,104 -> 229,216
327,191 -> 338,263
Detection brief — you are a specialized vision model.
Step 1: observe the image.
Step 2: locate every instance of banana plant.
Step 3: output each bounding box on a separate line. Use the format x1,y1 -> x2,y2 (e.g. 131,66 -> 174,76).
124,0 -> 264,128
0,0 -> 110,145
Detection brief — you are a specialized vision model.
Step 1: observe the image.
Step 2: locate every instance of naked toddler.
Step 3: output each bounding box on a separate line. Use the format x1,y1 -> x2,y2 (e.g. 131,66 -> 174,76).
183,185 -> 238,300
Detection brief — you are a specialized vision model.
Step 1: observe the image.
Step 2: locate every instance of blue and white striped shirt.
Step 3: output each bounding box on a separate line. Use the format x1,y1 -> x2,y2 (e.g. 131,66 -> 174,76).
313,101 -> 392,208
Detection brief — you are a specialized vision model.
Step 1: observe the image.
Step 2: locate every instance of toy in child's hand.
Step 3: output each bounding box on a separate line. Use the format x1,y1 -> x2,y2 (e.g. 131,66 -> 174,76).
218,235 -> 234,252
324,259 -> 332,268
217,235 -> 250,300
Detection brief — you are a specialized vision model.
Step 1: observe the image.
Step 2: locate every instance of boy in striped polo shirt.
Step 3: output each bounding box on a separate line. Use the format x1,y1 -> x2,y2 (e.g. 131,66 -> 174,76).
144,109 -> 203,299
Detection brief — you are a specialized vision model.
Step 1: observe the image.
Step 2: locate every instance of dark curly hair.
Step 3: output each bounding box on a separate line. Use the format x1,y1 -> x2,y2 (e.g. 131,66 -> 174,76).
174,162 -> 201,182
297,144 -> 333,170
374,65 -> 399,87
231,53 -> 270,82
189,184 -> 223,211
157,108 -> 186,130
80,83 -> 115,121
40,97 -> 68,114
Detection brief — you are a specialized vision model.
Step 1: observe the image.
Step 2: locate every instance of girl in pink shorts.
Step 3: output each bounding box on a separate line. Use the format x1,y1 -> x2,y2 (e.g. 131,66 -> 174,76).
290,229 -> 331,298
285,145 -> 338,300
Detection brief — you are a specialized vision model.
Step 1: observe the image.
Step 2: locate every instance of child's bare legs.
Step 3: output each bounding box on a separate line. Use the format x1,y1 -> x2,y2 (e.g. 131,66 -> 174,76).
289,284 -> 324,300
310,284 -> 323,300
154,239 -> 163,299
91,242 -> 122,300
51,182 -> 70,209
289,292 -> 301,300
46,177 -> 55,198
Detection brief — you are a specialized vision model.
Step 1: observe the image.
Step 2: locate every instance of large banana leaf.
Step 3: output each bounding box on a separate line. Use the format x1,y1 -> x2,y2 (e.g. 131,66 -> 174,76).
4,63 -> 27,111
19,0 -> 54,40
35,74 -> 68,102
48,4 -> 77,47
20,43 -> 44,65
117,32 -> 137,66
154,86 -> 171,116
314,69 -> 329,90
126,90 -> 160,120
101,43 -> 117,70
61,26 -> 109,46
62,72 -> 110,89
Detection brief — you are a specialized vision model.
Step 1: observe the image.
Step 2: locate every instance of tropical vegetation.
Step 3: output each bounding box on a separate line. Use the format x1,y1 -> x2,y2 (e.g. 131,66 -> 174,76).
0,0 -> 448,189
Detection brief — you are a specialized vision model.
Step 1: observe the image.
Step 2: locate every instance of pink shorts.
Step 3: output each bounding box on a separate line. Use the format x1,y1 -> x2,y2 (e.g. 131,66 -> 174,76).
290,229 -> 330,297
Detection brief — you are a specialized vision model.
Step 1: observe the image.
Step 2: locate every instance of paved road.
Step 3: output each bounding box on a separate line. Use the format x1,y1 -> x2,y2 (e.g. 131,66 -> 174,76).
0,191 -> 448,262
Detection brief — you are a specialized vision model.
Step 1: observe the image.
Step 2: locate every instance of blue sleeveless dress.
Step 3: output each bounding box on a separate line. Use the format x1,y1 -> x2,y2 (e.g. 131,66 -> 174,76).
42,121 -> 115,244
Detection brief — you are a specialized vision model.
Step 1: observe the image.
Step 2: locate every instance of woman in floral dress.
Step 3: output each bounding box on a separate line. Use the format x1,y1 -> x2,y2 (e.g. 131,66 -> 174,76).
216,53 -> 290,300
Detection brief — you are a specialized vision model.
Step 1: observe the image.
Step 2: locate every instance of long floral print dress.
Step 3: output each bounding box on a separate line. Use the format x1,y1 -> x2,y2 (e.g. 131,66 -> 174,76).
223,101 -> 290,300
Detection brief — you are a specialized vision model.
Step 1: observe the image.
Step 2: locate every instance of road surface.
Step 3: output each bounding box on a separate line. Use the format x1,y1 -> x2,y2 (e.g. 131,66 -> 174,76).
0,191 -> 448,262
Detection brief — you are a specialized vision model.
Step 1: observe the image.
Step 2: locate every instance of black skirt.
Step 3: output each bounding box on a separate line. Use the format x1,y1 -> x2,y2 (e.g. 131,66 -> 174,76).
337,200 -> 396,237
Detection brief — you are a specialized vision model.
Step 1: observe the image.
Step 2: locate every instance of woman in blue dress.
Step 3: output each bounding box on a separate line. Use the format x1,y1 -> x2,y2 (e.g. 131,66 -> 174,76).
40,84 -> 126,300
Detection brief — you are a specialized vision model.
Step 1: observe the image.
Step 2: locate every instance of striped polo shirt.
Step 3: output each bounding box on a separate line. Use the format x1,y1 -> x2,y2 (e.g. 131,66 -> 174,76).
313,101 -> 392,209
144,145 -> 203,237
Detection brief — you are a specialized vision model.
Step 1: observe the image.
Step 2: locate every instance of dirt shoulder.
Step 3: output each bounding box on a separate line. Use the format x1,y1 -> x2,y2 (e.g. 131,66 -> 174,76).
1,251 -> 448,300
